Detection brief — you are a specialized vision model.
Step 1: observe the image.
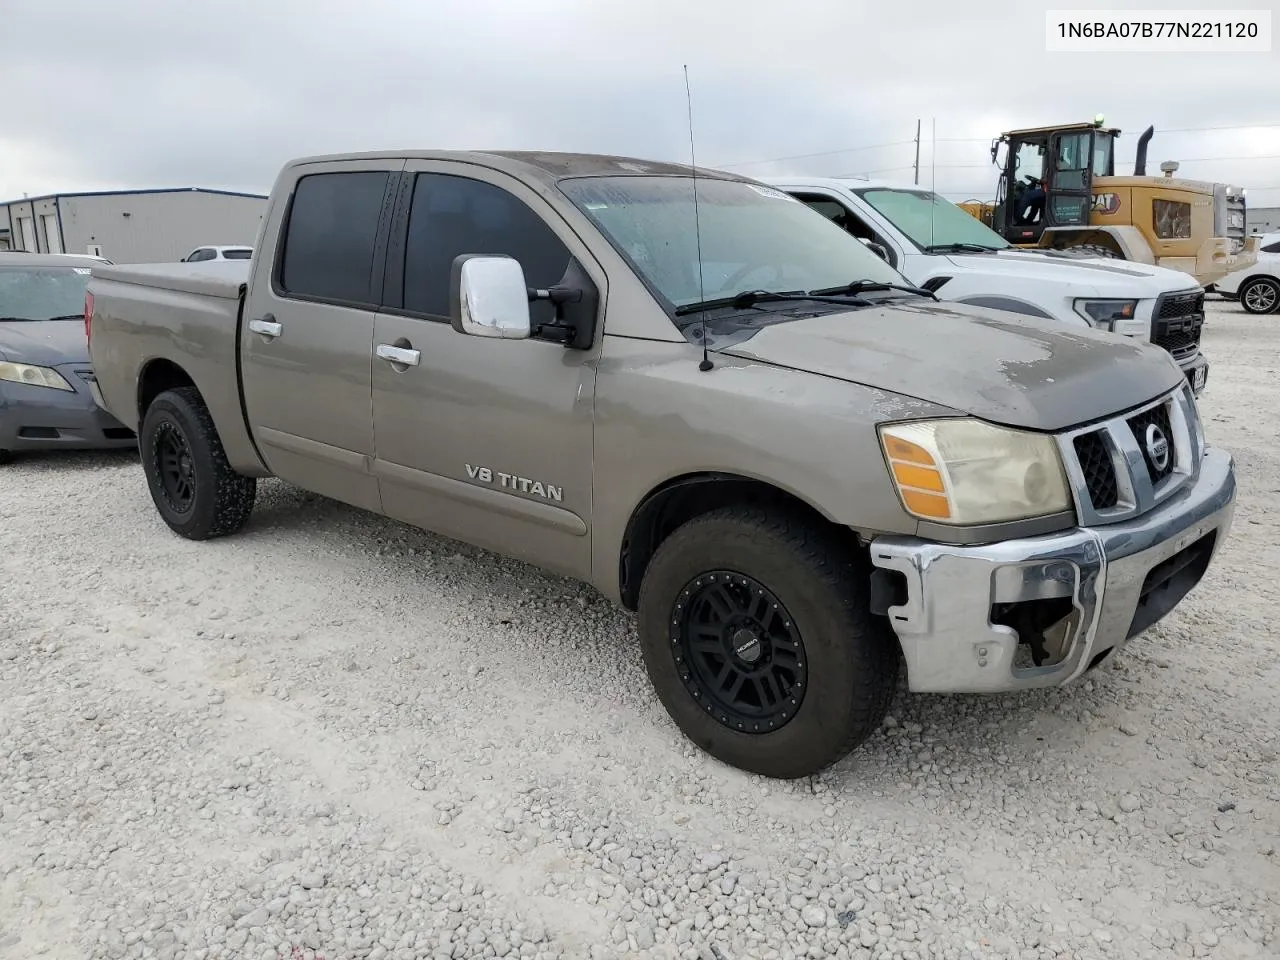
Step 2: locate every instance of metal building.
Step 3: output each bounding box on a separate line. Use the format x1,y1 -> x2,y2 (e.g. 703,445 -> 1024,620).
1247,206 -> 1280,236
0,187 -> 267,262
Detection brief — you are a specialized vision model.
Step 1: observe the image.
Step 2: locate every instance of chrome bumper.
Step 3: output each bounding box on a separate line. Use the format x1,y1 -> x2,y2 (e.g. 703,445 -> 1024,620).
869,446 -> 1235,694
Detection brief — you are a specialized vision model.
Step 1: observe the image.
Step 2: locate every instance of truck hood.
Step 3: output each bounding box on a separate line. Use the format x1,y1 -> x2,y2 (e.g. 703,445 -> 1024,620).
0,319 -> 88,366
942,248 -> 1192,296
717,300 -> 1186,432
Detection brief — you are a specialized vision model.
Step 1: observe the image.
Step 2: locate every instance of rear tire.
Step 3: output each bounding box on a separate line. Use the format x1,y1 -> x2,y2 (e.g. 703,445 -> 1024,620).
1239,276 -> 1280,314
139,386 -> 255,540
637,505 -> 900,779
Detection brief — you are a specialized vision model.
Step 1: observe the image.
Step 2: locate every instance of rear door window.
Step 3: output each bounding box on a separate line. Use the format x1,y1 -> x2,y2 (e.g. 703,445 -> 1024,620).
278,170 -> 390,306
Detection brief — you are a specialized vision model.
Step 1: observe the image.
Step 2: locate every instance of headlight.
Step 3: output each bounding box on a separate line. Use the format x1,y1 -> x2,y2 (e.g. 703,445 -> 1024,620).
879,418 -> 1072,525
0,361 -> 75,391
1073,298 -> 1137,332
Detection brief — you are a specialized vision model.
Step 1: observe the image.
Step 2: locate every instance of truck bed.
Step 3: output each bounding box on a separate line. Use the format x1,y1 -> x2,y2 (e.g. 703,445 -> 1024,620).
91,260 -> 250,299
87,259 -> 266,476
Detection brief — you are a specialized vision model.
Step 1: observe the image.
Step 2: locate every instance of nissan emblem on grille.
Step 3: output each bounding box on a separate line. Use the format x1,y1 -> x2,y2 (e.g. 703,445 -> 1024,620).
1145,424 -> 1170,472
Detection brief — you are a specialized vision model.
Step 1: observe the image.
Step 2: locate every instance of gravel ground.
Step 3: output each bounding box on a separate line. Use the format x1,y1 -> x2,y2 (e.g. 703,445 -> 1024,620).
1,301 -> 1277,960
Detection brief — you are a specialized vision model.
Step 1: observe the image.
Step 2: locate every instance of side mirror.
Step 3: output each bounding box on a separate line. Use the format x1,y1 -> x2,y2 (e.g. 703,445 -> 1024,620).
449,255 -> 532,339
859,238 -> 891,263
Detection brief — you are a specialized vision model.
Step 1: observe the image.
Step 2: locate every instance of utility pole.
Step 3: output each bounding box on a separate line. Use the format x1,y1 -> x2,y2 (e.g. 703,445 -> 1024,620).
913,119 -> 921,185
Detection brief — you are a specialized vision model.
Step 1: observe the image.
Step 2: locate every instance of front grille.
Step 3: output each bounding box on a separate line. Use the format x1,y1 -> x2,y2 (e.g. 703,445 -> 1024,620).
1072,431 -> 1119,509
1058,385 -> 1202,525
1127,401 -> 1175,484
1152,291 -> 1204,362
1155,290 -> 1204,320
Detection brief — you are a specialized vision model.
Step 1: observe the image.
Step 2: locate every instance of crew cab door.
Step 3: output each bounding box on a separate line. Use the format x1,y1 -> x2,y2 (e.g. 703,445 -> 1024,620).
240,159 -> 403,512
369,162 -> 604,580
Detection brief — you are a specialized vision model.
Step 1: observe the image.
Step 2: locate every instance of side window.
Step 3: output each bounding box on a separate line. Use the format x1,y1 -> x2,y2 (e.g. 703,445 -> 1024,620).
402,173 -> 572,326
279,170 -> 390,305
1261,240 -> 1280,254
186,249 -> 208,262
792,193 -> 897,266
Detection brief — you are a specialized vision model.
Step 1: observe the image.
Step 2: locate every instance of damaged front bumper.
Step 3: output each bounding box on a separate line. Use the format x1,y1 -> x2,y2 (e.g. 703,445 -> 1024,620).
868,446 -> 1235,694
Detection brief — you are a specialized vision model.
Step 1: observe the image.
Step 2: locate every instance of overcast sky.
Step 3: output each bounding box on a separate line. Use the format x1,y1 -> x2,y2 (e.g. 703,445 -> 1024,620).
3,0 -> 1278,207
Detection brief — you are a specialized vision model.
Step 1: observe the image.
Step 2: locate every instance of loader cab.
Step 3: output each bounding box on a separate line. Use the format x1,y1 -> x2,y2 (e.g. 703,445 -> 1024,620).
991,122 -> 1118,244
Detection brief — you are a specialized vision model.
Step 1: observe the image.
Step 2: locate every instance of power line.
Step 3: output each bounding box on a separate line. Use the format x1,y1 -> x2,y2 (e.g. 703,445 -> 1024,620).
713,140 -> 913,169
717,121 -> 1280,170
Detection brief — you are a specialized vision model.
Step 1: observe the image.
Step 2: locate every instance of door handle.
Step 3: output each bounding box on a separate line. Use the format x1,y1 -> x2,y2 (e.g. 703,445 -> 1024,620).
376,343 -> 421,366
248,315 -> 282,338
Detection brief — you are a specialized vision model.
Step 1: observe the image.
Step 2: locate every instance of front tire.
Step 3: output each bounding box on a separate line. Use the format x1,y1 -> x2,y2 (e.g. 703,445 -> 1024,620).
1239,276 -> 1280,314
139,386 -> 255,540
637,506 -> 899,778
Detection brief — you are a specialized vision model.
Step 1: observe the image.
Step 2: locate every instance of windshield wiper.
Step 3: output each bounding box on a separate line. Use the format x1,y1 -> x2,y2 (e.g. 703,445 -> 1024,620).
0,316 -> 37,322
809,279 -> 939,302
674,288 -> 872,316
923,242 -> 1002,254
46,314 -> 85,321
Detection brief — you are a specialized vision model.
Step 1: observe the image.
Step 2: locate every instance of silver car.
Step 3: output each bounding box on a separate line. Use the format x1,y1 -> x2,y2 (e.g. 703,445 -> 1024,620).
0,252 -> 137,462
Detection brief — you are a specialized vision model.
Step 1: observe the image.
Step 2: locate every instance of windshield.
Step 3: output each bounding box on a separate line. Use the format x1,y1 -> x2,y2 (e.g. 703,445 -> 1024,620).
557,176 -> 903,311
0,266 -> 91,320
853,187 -> 1010,251
222,248 -> 252,260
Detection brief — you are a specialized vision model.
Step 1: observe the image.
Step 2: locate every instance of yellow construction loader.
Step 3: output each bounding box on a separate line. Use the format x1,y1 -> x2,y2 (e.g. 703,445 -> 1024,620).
957,117 -> 1258,287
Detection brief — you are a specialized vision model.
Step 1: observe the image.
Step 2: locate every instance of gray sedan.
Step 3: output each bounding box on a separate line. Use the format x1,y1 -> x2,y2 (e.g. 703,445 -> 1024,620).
0,253 -> 137,461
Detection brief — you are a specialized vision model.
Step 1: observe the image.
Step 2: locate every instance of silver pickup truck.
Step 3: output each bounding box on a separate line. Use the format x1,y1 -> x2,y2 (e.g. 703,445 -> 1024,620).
84,150 -> 1237,778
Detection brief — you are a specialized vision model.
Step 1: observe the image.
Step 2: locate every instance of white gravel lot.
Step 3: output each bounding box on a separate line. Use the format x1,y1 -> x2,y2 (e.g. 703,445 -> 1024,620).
1,301 -> 1277,960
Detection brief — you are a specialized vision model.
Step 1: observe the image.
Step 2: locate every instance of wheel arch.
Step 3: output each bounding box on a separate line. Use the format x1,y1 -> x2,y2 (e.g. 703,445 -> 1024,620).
136,358 -> 198,427
617,471 -> 859,612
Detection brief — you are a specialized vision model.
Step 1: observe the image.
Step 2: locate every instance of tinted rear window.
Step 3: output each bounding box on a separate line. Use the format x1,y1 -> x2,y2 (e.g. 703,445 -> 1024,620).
222,248 -> 252,260
279,171 -> 389,304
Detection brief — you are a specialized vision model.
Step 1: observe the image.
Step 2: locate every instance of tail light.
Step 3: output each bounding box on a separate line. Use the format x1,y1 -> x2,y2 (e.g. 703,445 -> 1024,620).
84,291 -> 94,345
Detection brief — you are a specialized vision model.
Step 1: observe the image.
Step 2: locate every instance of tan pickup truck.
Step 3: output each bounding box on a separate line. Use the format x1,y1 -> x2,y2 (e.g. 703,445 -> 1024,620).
84,150 -> 1237,778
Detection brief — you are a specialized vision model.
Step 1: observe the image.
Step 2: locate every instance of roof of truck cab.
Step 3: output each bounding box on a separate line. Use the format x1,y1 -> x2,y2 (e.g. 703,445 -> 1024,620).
281,150 -> 755,184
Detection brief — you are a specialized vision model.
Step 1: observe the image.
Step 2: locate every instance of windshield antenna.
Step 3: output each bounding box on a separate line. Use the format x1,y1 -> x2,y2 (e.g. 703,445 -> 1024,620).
684,64 -> 713,372
929,116 -> 937,247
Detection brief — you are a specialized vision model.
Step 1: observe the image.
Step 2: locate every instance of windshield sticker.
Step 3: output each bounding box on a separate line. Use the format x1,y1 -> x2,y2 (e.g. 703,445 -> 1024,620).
748,184 -> 795,202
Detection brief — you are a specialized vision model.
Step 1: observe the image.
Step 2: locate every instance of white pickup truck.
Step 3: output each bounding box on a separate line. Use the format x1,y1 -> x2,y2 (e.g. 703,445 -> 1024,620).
767,176 -> 1211,396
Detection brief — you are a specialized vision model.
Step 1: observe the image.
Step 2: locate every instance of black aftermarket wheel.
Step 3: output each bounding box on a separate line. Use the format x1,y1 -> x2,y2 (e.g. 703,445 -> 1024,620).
139,386 -> 256,540
671,571 -> 809,733
638,506 -> 900,779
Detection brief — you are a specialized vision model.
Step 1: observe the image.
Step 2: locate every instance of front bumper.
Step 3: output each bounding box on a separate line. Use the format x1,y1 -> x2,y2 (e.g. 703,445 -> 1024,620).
868,446 -> 1235,694
0,364 -> 137,453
